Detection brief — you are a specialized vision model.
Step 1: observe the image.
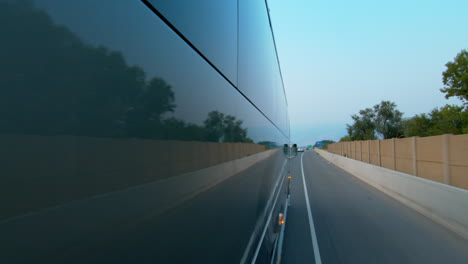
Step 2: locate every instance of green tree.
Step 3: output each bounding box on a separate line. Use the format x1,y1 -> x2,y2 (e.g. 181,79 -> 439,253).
203,111 -> 252,142
223,115 -> 248,142
204,111 -> 225,142
402,114 -> 432,137
0,0 -> 177,139
339,135 -> 352,142
429,105 -> 467,135
242,138 -> 254,143
125,78 -> 176,138
374,101 -> 404,139
440,50 -> 468,105
321,140 -> 335,149
403,105 -> 467,137
160,118 -> 205,141
344,101 -> 403,140
346,108 -> 376,140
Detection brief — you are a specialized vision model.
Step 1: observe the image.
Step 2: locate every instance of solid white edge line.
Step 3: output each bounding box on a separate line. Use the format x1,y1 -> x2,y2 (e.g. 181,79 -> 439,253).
301,152 -> 322,264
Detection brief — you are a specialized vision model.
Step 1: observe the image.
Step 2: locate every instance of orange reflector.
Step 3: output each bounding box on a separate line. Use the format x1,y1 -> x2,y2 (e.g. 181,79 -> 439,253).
287,175 -> 292,179
278,213 -> 285,226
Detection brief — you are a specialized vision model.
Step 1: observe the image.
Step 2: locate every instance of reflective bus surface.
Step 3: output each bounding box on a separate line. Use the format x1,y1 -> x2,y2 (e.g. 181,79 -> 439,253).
0,0 -> 291,263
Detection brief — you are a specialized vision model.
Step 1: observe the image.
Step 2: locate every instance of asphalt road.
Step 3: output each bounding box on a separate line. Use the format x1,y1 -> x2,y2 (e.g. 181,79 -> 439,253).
282,150 -> 468,264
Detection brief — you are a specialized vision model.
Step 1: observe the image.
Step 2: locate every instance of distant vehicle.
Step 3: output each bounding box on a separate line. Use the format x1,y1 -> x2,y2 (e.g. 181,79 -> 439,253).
298,148 -> 304,152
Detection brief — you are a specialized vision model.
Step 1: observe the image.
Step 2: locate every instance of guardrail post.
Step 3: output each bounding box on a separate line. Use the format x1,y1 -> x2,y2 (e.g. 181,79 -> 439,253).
412,137 -> 418,176
443,134 -> 451,185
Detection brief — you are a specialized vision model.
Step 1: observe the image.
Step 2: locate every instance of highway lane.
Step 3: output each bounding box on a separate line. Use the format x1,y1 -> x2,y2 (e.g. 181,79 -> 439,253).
282,150 -> 468,264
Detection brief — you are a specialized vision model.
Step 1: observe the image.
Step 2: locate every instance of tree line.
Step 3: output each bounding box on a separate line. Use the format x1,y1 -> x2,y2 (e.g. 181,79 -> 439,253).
341,50 -> 468,141
0,0 -> 253,143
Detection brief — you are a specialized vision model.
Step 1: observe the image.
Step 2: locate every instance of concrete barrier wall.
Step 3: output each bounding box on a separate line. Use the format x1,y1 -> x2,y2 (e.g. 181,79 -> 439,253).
315,148 -> 468,240
451,135 -> 468,189
362,141 -> 370,163
328,134 -> 468,190
380,139 -> 394,170
0,134 -> 267,219
395,137 -> 413,175
369,140 -> 379,165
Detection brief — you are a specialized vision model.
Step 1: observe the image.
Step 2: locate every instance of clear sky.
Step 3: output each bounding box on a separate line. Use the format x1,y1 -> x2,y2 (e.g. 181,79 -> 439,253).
267,0 -> 468,146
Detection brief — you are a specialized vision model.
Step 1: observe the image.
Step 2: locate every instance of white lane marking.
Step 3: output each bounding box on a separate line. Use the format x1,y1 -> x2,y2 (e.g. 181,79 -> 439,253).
240,160 -> 287,264
301,152 -> 322,264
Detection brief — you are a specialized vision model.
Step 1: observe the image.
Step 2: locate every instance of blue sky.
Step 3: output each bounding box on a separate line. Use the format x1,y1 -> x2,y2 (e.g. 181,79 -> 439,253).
267,0 -> 468,146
